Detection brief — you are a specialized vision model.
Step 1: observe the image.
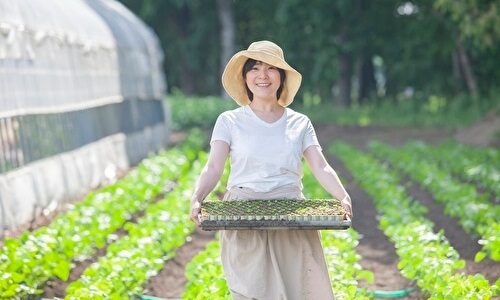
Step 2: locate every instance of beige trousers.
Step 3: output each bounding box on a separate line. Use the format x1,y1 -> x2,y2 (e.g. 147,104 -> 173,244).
220,186 -> 335,300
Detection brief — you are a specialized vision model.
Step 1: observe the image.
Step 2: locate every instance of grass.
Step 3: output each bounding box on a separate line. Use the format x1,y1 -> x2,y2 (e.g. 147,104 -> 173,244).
166,91 -> 499,130
166,91 -> 237,130
296,93 -> 499,129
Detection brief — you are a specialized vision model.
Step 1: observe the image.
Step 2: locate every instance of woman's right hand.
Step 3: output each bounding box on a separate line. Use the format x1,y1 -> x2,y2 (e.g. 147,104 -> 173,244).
190,201 -> 202,225
188,141 -> 229,226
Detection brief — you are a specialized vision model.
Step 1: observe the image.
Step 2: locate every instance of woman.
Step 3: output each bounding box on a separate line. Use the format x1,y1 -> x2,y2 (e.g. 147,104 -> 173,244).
190,40 -> 352,300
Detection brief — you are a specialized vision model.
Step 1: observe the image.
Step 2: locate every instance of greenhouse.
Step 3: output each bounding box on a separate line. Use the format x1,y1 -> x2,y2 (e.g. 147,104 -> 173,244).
0,0 -> 169,231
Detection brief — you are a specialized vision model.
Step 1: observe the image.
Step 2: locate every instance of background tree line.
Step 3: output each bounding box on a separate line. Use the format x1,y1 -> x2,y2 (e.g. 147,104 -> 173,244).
119,0 -> 500,108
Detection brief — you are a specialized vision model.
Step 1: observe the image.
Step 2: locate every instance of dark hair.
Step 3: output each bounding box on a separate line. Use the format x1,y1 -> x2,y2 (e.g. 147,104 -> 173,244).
242,58 -> 286,101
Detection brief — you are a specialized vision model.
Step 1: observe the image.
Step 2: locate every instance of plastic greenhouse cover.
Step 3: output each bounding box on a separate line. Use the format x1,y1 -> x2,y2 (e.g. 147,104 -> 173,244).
0,0 -> 166,117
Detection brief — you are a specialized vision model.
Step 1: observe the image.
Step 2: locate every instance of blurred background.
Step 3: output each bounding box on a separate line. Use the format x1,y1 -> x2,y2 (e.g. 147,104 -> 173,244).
120,0 -> 500,134
121,0 -> 499,107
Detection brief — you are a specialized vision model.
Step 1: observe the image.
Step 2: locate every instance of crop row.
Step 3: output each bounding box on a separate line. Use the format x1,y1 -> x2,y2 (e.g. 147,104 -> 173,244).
65,152 -> 207,299
0,129 -> 206,299
331,142 -> 499,299
3,132 -> 496,299
182,157 -> 231,299
369,141 -> 499,262
302,165 -> 373,299
183,237 -> 228,299
410,141 -> 498,199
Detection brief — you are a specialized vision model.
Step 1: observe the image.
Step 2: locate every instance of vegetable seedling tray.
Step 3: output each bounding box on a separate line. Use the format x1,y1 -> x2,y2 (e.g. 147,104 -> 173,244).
199,199 -> 351,230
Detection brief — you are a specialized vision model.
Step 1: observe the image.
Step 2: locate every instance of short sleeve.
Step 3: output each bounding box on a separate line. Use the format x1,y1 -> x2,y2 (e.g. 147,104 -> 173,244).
302,117 -> 321,152
210,113 -> 231,146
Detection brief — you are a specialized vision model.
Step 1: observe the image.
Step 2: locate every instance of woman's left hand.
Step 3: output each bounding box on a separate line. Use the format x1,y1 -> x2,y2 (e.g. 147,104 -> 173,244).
341,196 -> 353,219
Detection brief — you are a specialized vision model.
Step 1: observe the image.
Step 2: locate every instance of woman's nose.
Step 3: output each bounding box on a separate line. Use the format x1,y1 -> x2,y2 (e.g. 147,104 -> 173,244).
258,69 -> 269,79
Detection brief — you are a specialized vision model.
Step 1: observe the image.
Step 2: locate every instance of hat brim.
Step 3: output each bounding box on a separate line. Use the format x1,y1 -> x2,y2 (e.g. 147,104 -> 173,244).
222,50 -> 302,107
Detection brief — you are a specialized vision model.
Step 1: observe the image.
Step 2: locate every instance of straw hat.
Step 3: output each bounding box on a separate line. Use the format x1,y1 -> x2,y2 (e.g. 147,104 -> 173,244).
222,40 -> 302,107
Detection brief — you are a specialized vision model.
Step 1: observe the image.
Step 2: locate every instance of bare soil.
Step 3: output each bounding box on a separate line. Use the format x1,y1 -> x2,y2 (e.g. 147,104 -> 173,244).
455,105 -> 500,148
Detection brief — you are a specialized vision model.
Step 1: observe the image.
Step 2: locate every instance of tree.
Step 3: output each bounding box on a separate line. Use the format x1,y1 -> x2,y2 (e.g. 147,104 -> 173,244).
216,0 -> 235,99
435,0 -> 500,95
119,0 -> 220,95
119,0 -> 499,102
435,0 -> 500,50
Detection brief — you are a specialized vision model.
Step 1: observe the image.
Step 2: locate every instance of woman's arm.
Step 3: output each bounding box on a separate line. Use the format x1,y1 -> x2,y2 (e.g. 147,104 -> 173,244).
303,145 -> 353,218
190,140 -> 230,224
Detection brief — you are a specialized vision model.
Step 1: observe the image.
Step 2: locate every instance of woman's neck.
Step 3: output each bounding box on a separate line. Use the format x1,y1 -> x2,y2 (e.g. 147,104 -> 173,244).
249,98 -> 283,112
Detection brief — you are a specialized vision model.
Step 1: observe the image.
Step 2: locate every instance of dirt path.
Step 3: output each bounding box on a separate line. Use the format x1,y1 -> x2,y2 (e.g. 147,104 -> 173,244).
316,124 -> 457,299
144,228 -> 216,298
402,178 -> 500,284
329,154 -> 420,298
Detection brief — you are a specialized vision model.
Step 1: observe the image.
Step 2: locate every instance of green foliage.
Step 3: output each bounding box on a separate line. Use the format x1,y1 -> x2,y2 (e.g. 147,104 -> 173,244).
2,124 -> 499,297
331,141 -> 498,299
183,239 -> 231,300
66,151 -> 207,299
303,165 -> 374,299
0,131 -> 204,298
302,91 -> 322,109
182,156 -> 232,299
435,0 -> 500,50
369,141 -> 500,262
296,92 -> 498,128
407,140 -> 500,200
167,92 -> 498,130
119,0 -> 220,95
119,0 -> 500,99
166,92 -> 236,130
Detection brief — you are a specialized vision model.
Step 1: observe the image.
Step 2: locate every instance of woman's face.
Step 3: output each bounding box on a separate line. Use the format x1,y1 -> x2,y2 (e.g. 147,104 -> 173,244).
245,61 -> 281,101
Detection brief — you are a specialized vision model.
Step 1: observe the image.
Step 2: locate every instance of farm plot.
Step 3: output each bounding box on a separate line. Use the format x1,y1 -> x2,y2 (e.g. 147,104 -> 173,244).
0,130 -> 207,299
0,126 -> 499,299
331,142 -> 498,299
181,140 -> 498,300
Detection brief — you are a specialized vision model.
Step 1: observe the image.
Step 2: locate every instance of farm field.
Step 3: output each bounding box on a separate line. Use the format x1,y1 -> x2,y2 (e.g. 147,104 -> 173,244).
1,123 -> 499,300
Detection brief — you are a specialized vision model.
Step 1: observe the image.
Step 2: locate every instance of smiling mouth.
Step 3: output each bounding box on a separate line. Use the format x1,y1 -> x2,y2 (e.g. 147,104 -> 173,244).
256,83 -> 271,87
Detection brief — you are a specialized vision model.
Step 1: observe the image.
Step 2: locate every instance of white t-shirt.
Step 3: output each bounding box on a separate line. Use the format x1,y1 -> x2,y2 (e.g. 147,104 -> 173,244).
210,105 -> 321,192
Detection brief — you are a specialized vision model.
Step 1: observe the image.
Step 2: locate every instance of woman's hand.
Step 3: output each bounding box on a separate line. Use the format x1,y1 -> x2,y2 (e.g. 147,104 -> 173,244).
189,141 -> 229,226
341,196 -> 353,219
190,200 -> 202,225
303,146 -> 353,219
